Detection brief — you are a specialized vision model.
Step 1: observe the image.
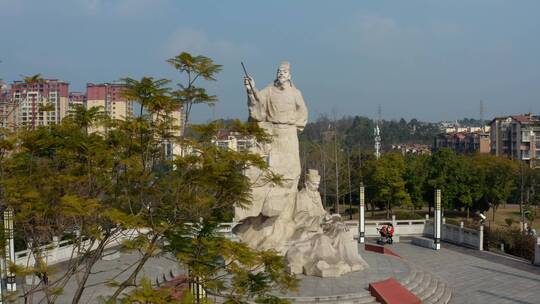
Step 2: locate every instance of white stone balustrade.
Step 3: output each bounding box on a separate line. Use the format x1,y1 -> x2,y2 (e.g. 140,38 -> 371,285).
345,219 -> 428,237
14,229 -> 145,267
424,220 -> 484,250
13,220 -> 486,268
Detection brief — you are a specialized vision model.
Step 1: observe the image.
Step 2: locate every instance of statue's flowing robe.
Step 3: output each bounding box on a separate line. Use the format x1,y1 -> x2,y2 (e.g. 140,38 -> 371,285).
235,83 -> 308,221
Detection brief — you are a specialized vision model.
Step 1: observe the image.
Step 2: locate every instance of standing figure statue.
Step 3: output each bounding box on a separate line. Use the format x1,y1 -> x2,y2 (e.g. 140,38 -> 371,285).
234,61 -> 307,253
236,61 -> 307,221
233,62 -> 367,277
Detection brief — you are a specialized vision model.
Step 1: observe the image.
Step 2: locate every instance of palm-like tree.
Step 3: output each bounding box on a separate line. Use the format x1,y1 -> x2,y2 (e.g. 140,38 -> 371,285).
121,77 -> 171,117
23,73 -> 44,84
68,104 -> 104,135
167,52 -> 222,135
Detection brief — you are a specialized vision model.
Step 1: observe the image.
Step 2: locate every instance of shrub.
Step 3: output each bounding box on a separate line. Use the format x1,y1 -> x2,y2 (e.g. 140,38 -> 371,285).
487,228 -> 536,261
393,211 -> 424,220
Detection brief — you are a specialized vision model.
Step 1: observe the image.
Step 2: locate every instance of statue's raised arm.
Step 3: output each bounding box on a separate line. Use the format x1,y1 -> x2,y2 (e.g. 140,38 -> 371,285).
243,75 -> 266,122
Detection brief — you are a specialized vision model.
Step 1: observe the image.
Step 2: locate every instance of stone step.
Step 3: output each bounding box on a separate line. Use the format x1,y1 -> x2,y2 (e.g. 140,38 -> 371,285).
424,280 -> 445,303
411,271 -> 432,294
286,292 -> 376,303
417,278 -> 438,300
403,269 -> 420,288
398,267 -> 417,286
425,285 -> 452,304
436,287 -> 452,304
352,296 -> 379,304
405,270 -> 424,290
421,281 -> 446,302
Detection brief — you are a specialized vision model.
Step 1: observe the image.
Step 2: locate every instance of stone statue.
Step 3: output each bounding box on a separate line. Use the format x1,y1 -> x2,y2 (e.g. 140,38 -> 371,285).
233,62 -> 367,277
236,61 -> 307,221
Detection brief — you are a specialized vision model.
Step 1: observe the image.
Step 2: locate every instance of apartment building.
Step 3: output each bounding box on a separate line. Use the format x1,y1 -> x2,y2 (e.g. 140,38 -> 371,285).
434,130 -> 490,154
213,130 -> 254,152
391,143 -> 431,155
86,83 -> 133,120
490,114 -> 540,168
68,92 -> 86,109
0,81 -> 11,128
8,79 -> 69,129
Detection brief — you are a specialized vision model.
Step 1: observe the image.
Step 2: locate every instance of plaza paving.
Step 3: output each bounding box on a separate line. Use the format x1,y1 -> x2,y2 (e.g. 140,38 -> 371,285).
13,239 -> 540,303
388,239 -> 540,304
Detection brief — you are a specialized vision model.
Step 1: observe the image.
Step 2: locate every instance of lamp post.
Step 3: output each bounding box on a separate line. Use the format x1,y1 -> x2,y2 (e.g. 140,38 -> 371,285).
358,183 -> 365,244
434,189 -> 442,250
3,208 -> 15,292
0,207 -> 16,303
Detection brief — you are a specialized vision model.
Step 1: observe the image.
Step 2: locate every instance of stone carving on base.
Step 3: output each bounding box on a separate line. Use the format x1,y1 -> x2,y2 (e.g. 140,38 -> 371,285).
233,62 -> 368,277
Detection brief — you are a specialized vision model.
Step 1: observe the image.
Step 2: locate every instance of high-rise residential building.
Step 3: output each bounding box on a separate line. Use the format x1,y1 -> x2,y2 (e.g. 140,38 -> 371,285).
8,79 -> 69,129
0,80 -> 12,128
68,92 -> 86,109
490,114 -> 540,168
86,83 -> 133,120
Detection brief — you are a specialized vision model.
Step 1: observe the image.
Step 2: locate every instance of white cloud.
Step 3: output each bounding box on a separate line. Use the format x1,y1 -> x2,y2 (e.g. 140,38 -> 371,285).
164,28 -> 259,60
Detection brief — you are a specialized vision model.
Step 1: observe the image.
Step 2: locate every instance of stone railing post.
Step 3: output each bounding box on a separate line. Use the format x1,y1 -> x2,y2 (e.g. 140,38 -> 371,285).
51,236 -> 60,264
459,221 -> 464,245
534,237 -> 540,266
358,184 -> 365,244
392,215 -> 396,227
478,225 -> 484,251
434,189 -> 441,250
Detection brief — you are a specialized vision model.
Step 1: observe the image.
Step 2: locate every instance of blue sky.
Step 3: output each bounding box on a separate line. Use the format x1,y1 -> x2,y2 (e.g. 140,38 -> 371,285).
1,0 -> 539,122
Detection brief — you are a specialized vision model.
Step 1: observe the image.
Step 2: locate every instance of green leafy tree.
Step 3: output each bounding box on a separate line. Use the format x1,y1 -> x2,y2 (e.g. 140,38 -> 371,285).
0,54 -> 296,304
168,52 -> 222,135
373,153 -> 411,219
404,154 -> 429,212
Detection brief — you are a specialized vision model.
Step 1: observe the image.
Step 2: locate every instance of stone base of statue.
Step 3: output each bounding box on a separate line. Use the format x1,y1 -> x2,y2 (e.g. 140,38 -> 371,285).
233,170 -> 368,278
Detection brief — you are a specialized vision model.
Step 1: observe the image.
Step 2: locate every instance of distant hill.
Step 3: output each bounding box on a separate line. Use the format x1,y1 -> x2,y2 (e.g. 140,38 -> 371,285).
300,115 -> 441,150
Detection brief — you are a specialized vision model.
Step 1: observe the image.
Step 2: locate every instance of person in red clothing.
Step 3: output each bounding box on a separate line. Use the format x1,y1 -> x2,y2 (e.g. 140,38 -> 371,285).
377,223 -> 394,245
387,223 -> 395,238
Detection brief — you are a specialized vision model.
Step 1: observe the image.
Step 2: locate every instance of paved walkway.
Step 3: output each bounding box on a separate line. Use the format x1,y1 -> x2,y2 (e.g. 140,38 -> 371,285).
279,247 -> 409,297
388,239 -> 540,304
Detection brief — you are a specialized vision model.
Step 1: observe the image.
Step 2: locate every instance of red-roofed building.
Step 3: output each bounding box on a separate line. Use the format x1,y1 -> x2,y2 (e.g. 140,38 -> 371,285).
490,114 -> 540,168
8,79 -> 70,129
433,130 -> 490,155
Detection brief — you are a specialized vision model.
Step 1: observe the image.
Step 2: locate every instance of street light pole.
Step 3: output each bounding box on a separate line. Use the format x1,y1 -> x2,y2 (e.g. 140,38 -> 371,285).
334,128 -> 339,214
347,149 -> 352,219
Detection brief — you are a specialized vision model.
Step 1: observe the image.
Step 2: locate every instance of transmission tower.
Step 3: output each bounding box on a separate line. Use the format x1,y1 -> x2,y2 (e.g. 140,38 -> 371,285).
479,100 -> 486,132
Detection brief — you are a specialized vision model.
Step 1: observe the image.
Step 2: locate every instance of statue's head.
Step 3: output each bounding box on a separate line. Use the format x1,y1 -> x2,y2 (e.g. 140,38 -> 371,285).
275,61 -> 291,88
305,169 -> 321,191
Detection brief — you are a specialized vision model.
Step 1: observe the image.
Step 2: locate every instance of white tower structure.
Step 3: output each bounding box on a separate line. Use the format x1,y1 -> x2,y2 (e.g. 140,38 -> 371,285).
374,105 -> 382,160
374,124 -> 381,160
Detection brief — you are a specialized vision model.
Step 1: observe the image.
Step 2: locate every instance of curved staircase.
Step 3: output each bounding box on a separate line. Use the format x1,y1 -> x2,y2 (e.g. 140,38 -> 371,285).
399,262 -> 453,304
283,261 -> 452,304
